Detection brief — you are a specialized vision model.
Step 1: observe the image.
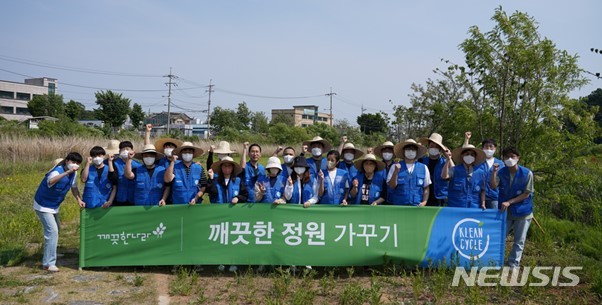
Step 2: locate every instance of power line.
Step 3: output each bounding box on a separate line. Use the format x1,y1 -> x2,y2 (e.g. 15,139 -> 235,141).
214,87 -> 324,99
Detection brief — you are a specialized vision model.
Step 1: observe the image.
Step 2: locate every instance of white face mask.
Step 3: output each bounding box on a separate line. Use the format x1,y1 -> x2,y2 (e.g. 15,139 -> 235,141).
483,149 -> 495,158
504,158 -> 518,167
327,160 -> 337,169
428,148 -> 440,157
143,157 -> 156,166
163,148 -> 174,157
92,157 -> 104,166
181,153 -> 193,162
217,153 -> 227,160
120,151 -> 129,160
404,150 -> 416,160
463,155 -> 475,165
269,168 -> 280,175
382,152 -> 393,161
311,147 -> 322,157
67,163 -> 79,171
283,155 -> 295,164
294,167 -> 306,175
343,153 -> 355,162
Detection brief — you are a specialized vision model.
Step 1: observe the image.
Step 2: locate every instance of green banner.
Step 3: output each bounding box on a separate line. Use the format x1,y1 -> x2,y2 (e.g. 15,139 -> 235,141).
79,204 -> 505,268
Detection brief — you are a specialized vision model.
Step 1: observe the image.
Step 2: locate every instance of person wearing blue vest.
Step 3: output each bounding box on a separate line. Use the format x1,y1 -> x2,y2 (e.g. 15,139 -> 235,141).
302,136 -> 332,181
124,144 -> 170,206
284,156 -> 320,208
240,142 -> 267,203
107,140 -> 142,206
81,145 -> 117,208
144,123 -> 183,169
374,141 -> 396,204
387,139 -> 431,206
337,137 -> 364,187
490,146 -> 534,269
474,136 -> 505,210
418,133 -> 453,206
164,142 -> 206,204
277,146 -> 296,180
442,144 -> 487,209
350,154 -> 386,205
207,156 -> 248,204
34,153 -> 84,272
255,156 -> 287,204
319,150 -> 349,205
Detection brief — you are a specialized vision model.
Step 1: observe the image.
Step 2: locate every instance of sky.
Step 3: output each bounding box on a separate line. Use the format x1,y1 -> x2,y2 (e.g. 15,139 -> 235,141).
1,0 -> 600,125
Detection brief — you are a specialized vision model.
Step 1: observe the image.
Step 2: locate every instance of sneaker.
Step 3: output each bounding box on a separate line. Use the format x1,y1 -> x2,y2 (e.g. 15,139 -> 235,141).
43,265 -> 59,272
305,265 -> 312,270
228,265 -> 238,273
218,265 -> 225,272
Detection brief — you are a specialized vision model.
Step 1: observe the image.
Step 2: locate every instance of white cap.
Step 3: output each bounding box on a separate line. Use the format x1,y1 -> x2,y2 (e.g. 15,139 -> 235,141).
266,156 -> 282,170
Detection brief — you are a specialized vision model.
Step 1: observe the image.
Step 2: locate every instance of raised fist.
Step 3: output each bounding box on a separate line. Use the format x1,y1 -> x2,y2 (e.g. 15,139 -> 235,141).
287,176 -> 293,186
444,149 -> 452,160
208,169 -> 214,180
465,131 -> 472,140
318,170 -> 324,180
493,163 -> 500,172
209,145 -> 215,152
128,151 -> 135,159
146,124 -> 153,132
108,154 -> 114,161
243,142 -> 250,148
352,179 -> 359,187
341,136 -> 348,143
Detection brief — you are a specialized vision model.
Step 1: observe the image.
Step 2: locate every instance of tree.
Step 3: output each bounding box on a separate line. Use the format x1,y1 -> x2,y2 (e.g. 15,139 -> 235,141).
64,100 -> 85,121
357,113 -> 387,135
236,102 -> 252,130
251,111 -> 270,134
209,106 -> 240,134
94,90 -> 131,132
306,123 -> 339,146
27,94 -> 65,118
129,103 -> 145,130
271,113 -> 295,126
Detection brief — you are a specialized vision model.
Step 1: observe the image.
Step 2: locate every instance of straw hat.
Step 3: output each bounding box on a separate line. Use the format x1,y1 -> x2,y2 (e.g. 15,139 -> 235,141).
373,141 -> 395,158
266,156 -> 282,171
154,138 -> 183,153
418,133 -> 448,151
103,140 -> 120,156
394,139 -> 427,160
354,154 -> 386,172
341,143 -> 365,160
211,156 -> 243,177
451,144 -> 486,166
173,141 -> 204,158
46,158 -> 64,174
134,144 -> 165,160
302,136 -> 332,152
213,141 -> 235,154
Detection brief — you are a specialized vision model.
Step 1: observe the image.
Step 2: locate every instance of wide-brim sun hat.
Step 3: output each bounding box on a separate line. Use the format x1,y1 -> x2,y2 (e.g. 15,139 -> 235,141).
213,141 -> 235,154
211,156 -> 243,177
46,158 -> 64,174
353,153 -> 386,172
103,139 -> 120,156
451,144 -> 486,166
302,136 -> 332,152
373,141 -> 395,158
173,141 -> 204,158
418,133 -> 448,152
341,143 -> 365,160
134,144 -> 165,160
394,139 -> 427,160
154,138 -> 184,153
266,156 -> 282,171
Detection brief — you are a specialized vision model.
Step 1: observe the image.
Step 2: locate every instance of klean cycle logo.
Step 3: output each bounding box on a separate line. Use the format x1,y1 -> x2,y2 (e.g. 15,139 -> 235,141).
452,218 -> 490,259
97,223 -> 167,245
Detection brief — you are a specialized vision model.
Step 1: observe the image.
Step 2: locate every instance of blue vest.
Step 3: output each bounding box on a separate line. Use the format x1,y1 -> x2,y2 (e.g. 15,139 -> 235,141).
477,158 -> 504,200
306,157 -> 327,180
446,165 -> 486,208
34,165 -> 76,210
244,161 -> 267,203
339,162 -> 359,183
390,161 -> 427,206
419,156 -> 448,199
353,171 -> 385,205
82,166 -> 112,208
498,165 -> 533,217
170,162 -> 203,204
211,177 -> 242,204
109,158 -> 141,203
289,177 -> 315,204
133,165 -> 166,206
319,168 -> 349,204
259,175 -> 286,203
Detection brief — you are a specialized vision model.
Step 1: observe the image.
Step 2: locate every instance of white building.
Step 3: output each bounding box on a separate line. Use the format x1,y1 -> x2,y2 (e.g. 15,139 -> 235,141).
0,77 -> 58,121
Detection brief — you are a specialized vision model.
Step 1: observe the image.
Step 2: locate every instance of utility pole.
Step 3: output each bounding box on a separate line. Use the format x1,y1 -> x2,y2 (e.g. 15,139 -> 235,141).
206,79 -> 214,138
325,87 -> 336,126
361,104 -> 367,115
164,67 -> 177,135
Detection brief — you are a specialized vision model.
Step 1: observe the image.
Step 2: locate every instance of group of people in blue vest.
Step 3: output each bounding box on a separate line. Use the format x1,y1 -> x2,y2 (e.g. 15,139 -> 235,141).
34,127 -> 533,272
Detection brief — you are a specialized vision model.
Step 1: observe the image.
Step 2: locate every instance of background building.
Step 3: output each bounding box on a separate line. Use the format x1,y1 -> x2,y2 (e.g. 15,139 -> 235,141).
144,112 -> 208,138
0,77 -> 57,121
271,105 -> 332,127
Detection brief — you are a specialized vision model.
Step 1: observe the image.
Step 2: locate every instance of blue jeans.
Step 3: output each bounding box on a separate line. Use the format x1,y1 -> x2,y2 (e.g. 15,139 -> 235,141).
485,200 -> 498,210
506,216 -> 531,268
35,210 -> 60,267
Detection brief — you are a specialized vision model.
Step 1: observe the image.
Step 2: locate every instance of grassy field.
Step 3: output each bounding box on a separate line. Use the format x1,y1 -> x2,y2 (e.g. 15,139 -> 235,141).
1,142 -> 601,304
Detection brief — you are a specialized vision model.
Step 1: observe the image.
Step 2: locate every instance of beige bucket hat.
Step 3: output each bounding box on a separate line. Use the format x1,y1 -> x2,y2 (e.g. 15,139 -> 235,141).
103,140 -> 121,156
265,156 -> 282,171
213,141 -> 235,154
